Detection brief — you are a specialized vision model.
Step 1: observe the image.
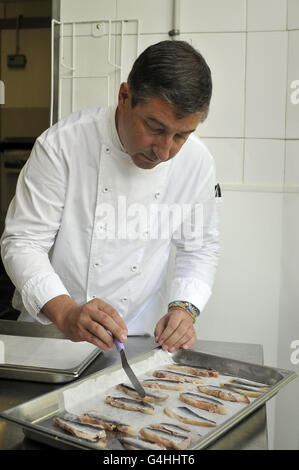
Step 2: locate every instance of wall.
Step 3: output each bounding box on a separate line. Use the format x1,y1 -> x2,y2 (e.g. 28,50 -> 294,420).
56,0 -> 299,449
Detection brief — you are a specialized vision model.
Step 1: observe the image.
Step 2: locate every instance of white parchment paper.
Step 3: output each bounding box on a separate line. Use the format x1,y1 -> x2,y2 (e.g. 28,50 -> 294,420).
59,349 -> 255,443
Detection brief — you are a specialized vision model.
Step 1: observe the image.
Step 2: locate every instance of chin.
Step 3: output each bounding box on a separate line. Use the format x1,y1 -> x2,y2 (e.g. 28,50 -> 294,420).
131,154 -> 159,169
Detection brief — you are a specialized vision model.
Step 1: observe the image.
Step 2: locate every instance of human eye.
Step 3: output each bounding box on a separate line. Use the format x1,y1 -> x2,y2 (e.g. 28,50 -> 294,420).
175,133 -> 187,141
144,120 -> 164,134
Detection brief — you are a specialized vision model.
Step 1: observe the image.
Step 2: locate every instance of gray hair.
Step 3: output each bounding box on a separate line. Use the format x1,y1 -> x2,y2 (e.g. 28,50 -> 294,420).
127,40 -> 212,121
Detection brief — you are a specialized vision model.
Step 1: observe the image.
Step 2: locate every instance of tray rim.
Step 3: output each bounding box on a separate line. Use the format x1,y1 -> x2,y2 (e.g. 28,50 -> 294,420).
0,347 -> 297,450
0,347 -> 101,383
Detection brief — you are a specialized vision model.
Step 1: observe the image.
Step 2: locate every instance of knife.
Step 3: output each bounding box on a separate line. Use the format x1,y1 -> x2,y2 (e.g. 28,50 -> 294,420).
114,338 -> 146,398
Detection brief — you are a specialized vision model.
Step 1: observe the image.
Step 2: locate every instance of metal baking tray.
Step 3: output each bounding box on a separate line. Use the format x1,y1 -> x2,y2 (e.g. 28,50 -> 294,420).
0,347 -> 296,450
0,347 -> 101,384
0,320 -> 101,383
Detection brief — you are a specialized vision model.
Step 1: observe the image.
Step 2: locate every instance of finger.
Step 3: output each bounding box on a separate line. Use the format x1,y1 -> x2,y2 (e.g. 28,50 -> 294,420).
161,323 -> 191,351
95,299 -> 128,334
181,335 -> 197,350
84,301 -> 127,342
157,313 -> 182,346
83,329 -> 115,351
86,319 -> 115,349
154,316 -> 168,342
65,316 -> 114,351
168,330 -> 196,352
158,309 -> 194,347
159,314 -> 190,349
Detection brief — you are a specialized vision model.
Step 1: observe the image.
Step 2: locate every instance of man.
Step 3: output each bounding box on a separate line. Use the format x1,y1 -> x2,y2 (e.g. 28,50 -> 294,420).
1,40 -> 219,353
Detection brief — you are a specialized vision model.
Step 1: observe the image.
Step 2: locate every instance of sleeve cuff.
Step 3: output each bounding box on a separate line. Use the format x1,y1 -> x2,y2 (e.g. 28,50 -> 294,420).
168,277 -> 212,313
21,272 -> 70,324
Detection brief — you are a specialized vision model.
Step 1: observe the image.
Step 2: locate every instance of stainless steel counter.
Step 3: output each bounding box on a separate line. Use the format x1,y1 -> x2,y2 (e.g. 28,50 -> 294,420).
0,323 -> 268,450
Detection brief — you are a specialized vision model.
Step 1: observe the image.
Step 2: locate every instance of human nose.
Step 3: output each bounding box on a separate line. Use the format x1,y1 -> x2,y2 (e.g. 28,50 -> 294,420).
152,135 -> 175,161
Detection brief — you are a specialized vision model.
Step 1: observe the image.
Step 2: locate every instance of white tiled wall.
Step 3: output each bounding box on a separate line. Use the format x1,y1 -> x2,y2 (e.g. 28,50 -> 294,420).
245,32 -> 287,139
56,0 -> 298,190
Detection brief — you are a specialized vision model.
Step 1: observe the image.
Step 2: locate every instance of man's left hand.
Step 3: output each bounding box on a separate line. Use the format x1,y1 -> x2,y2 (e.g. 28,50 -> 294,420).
154,308 -> 196,352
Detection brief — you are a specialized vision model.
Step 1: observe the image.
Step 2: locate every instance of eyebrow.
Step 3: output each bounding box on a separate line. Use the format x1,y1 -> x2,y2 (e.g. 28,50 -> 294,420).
147,117 -> 196,135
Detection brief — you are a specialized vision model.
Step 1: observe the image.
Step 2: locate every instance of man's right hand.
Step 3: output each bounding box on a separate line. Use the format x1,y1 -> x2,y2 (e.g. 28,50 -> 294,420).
42,295 -> 128,351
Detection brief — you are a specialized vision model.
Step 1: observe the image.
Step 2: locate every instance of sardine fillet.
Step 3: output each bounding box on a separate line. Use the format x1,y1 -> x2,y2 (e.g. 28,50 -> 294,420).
153,370 -> 205,384
220,383 -> 262,398
179,393 -> 226,415
80,410 -> 136,435
150,423 -> 191,435
105,396 -> 154,415
197,385 -> 249,403
116,383 -> 168,402
53,417 -> 107,448
140,426 -> 191,450
166,364 -> 219,377
141,380 -> 184,391
164,407 -> 216,427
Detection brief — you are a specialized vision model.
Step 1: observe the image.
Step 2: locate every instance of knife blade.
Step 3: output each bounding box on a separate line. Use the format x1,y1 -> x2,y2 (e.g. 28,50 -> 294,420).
114,338 -> 146,398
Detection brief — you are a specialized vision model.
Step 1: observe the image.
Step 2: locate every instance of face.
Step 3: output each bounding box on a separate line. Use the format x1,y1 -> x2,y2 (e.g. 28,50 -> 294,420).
115,83 -> 203,169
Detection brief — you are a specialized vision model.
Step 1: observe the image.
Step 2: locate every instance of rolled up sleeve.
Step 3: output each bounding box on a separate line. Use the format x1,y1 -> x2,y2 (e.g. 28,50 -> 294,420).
168,167 -> 221,313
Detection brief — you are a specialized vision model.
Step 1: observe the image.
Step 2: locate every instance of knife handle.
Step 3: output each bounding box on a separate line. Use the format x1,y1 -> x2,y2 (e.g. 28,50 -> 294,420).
114,338 -> 124,352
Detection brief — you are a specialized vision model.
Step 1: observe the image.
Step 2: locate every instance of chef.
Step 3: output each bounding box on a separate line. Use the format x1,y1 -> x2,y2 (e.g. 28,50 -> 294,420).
1,40 -> 220,354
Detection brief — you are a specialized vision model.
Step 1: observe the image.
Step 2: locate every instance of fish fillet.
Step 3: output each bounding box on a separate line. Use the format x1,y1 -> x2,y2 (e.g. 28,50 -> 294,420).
105,395 -> 154,415
220,383 -> 263,398
164,406 -> 216,427
150,422 -> 191,435
166,363 -> 219,378
53,415 -> 107,448
153,369 -> 205,384
141,378 -> 184,391
80,410 -> 136,435
140,426 -> 191,450
229,378 -> 270,390
179,392 -> 227,415
197,385 -> 249,403
116,383 -> 168,402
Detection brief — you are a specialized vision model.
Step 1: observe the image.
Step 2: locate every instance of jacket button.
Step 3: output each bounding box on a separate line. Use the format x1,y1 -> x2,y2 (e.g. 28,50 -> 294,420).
121,297 -> 128,303
131,265 -> 138,272
155,191 -> 161,199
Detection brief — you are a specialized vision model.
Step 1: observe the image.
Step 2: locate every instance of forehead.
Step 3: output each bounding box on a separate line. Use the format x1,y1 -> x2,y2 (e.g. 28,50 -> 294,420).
133,96 -> 202,133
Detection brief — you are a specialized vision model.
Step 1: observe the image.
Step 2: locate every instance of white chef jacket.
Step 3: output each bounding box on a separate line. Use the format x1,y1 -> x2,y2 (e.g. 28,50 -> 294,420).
0,105 -> 220,335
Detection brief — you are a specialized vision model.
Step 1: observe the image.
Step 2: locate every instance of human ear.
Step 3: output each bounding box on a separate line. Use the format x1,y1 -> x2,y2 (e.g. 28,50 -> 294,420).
118,82 -> 131,107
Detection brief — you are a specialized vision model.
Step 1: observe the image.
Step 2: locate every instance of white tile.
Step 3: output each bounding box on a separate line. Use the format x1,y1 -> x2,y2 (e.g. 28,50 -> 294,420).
116,35 -> 139,84
180,0 -> 246,32
75,77 -> 111,109
286,31 -> 299,139
288,0 -> 299,29
183,33 -> 246,138
116,0 -> 172,34
200,138 -> 244,184
244,139 -> 285,185
60,0 -> 117,22
245,32 -> 288,139
247,0 -> 287,31
285,140 -> 299,186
